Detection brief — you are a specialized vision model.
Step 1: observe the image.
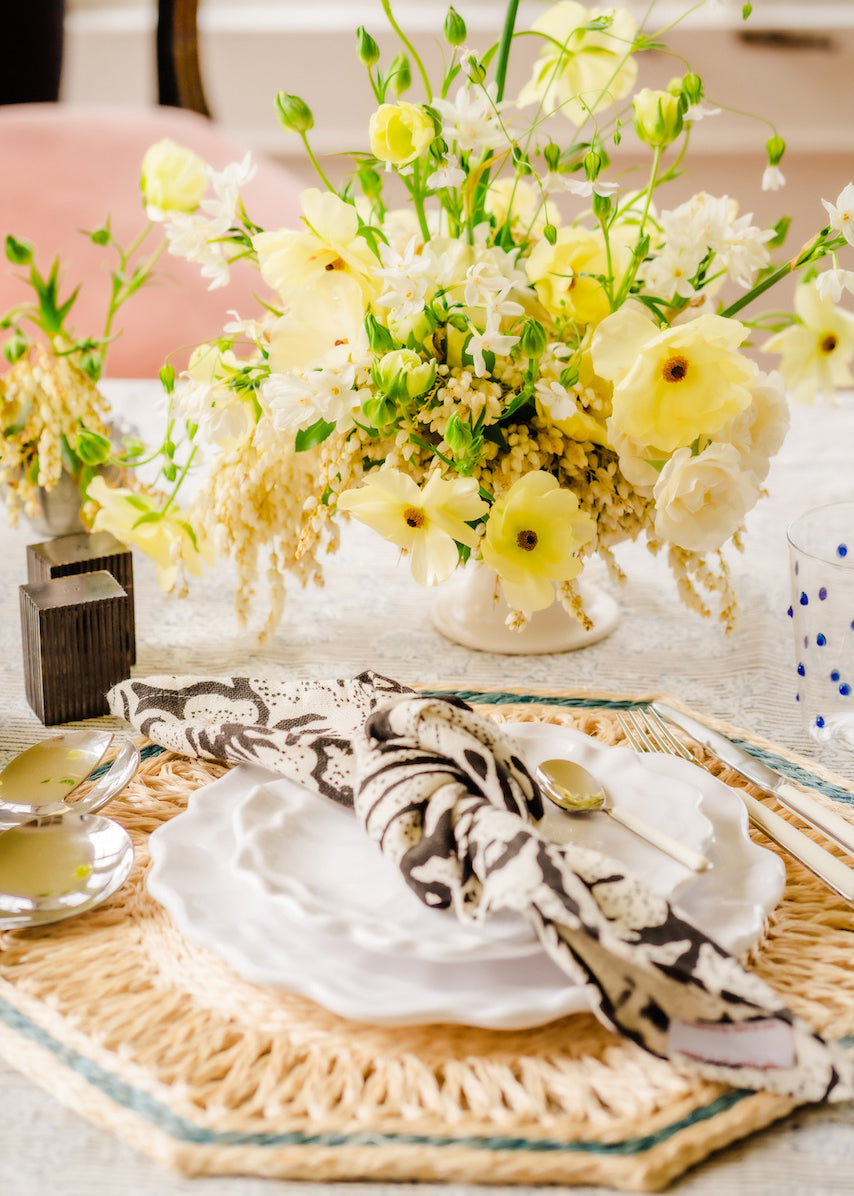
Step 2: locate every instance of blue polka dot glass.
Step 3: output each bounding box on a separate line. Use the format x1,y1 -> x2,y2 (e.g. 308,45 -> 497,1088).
787,502 -> 854,751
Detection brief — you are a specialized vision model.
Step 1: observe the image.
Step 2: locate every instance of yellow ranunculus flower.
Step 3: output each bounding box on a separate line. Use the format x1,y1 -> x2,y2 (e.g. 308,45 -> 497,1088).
337,469 -> 488,586
762,279 -> 854,403
375,348 -> 436,400
480,471 -> 595,613
632,87 -> 684,148
518,2 -> 638,127
140,139 -> 207,214
369,102 -> 435,166
86,477 -> 213,592
525,228 -> 611,326
591,308 -> 754,453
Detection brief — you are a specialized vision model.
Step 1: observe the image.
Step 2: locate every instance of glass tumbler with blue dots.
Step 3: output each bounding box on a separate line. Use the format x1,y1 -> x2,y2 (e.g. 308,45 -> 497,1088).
787,501 -> 854,750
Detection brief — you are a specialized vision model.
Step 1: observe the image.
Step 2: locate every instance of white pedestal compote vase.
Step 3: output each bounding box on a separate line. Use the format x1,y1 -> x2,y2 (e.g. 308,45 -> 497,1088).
431,563 -> 620,655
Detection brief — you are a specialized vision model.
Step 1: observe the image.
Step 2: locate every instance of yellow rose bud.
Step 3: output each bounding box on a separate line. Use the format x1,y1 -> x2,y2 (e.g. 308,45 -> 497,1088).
632,88 -> 684,149
369,102 -> 435,166
140,139 -> 207,214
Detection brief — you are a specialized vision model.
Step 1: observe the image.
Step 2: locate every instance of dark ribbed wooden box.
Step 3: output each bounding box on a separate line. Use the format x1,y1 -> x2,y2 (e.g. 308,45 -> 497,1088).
19,571 -> 132,725
27,531 -> 135,663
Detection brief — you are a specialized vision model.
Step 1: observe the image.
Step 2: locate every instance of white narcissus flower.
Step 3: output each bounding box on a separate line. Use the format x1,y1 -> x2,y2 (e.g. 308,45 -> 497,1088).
519,2 -> 638,127
822,182 -> 854,247
480,471 -> 596,613
652,443 -> 760,553
718,367 -> 790,483
658,193 -> 771,289
375,236 -> 431,319
466,322 -> 520,377
761,280 -> 854,402
337,470 -> 488,586
432,83 -> 515,155
592,308 -> 754,453
816,269 -> 854,304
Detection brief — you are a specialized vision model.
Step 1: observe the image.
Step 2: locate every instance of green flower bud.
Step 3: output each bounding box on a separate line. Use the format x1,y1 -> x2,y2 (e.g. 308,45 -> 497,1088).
388,53 -> 411,95
89,226 -> 111,247
444,412 -> 474,456
444,7 -> 466,46
160,363 -> 176,393
3,333 -> 28,364
5,235 -> 33,266
361,393 -> 397,431
742,4 -> 753,18
584,149 -> 602,180
592,191 -> 612,222
365,312 -> 397,354
543,223 -> 558,246
559,364 -> 580,388
518,318 -> 548,359
466,55 -> 486,85
275,92 -> 314,134
681,72 -> 703,104
373,348 -> 436,401
543,142 -> 561,173
766,134 -> 786,166
357,26 -> 380,66
632,88 -> 684,148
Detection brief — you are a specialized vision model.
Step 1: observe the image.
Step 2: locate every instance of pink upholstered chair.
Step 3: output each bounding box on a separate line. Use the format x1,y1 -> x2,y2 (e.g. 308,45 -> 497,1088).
0,1 -> 304,378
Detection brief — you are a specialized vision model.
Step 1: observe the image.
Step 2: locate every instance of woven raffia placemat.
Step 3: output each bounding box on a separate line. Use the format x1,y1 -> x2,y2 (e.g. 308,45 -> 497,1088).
2,686 -> 854,1192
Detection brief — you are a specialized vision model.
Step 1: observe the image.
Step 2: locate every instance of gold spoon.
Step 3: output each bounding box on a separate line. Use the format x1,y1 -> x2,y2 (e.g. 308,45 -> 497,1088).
535,758 -> 711,873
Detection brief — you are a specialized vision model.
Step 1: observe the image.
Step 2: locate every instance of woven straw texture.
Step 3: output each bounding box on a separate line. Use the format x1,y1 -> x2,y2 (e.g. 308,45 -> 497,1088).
1,687 -> 854,1192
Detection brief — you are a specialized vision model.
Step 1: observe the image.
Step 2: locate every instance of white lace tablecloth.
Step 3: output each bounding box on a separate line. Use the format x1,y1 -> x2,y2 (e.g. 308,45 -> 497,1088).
1,382 -> 854,1196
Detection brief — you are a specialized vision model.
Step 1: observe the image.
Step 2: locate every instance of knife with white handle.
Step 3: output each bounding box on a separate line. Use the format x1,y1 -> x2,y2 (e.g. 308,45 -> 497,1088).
652,701 -> 854,862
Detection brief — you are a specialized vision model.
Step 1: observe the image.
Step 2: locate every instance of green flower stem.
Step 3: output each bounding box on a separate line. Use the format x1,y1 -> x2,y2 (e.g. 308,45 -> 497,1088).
160,442 -> 199,516
405,163 -> 431,241
611,145 -> 661,308
721,231 -> 831,319
381,0 -> 432,99
299,131 -> 336,192
494,0 -> 520,102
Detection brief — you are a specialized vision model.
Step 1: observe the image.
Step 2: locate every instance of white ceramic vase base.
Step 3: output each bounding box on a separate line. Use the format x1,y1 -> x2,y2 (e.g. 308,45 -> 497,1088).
431,567 -> 620,655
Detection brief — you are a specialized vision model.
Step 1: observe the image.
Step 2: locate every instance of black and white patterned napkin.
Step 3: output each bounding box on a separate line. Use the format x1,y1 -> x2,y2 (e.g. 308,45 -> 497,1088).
109,669 -> 854,1102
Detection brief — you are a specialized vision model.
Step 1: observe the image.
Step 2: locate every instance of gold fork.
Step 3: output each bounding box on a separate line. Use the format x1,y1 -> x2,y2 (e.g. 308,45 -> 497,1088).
616,706 -> 854,905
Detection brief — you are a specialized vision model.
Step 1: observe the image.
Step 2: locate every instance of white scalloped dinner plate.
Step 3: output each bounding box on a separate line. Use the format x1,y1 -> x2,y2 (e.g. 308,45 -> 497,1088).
147,724 -> 785,1028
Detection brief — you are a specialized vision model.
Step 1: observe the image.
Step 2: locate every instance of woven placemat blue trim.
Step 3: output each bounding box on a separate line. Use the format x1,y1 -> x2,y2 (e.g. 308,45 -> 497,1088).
7,993 -> 837,1158
424,690 -> 854,807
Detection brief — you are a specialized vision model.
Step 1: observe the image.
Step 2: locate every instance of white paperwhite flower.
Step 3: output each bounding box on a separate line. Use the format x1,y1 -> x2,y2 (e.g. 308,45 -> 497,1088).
463,262 -> 523,317
467,322 -> 519,377
426,157 -> 466,189
207,153 -> 256,215
376,236 -> 431,318
762,165 -> 786,192
822,182 -> 854,247
563,177 -> 620,199
659,193 -> 771,289
171,378 -> 254,448
433,83 -> 515,155
534,377 -> 577,422
653,442 -> 760,552
261,372 -> 317,432
162,211 -> 231,289
816,268 -> 854,303
684,103 -> 721,122
639,247 -> 699,299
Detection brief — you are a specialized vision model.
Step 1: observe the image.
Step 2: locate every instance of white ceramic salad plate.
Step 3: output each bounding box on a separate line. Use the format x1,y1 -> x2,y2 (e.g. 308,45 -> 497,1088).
147,722 -> 785,1028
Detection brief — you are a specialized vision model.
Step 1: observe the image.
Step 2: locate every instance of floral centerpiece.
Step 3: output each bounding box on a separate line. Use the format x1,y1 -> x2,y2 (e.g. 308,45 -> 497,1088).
54,1 -> 854,638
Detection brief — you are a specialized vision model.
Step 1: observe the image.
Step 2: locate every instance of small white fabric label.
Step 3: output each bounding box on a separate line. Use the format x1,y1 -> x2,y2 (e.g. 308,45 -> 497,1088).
668,1018 -> 796,1070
